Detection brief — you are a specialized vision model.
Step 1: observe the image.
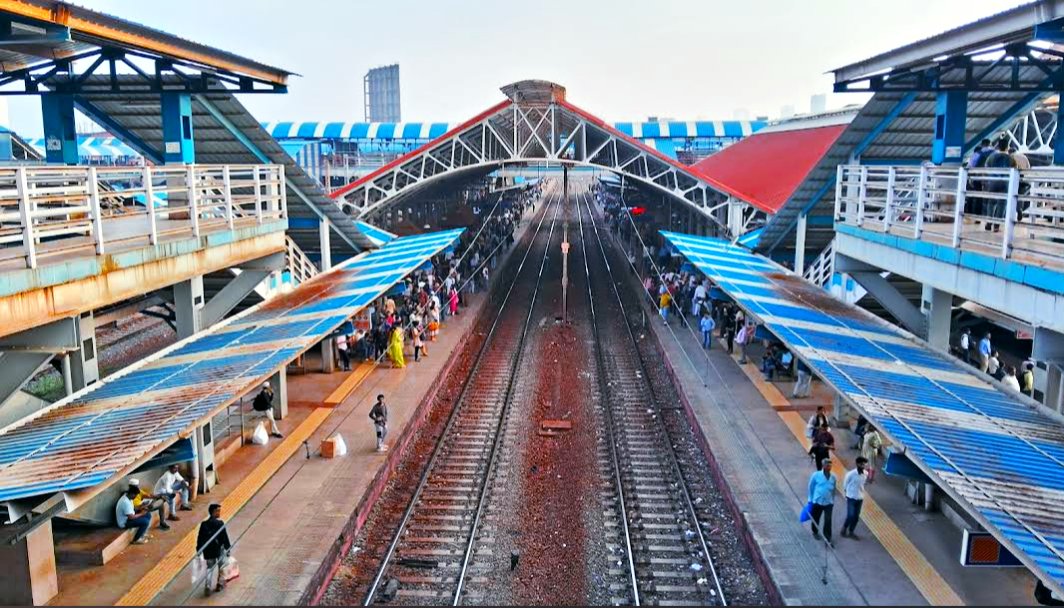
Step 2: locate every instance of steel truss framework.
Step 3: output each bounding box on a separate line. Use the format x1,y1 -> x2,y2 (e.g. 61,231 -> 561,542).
834,42 -> 1064,93
1006,105 -> 1057,159
0,47 -> 286,95
329,97 -> 741,235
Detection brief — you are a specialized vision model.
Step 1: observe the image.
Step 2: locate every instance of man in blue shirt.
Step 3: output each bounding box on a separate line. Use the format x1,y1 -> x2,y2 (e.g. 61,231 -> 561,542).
699,312 -> 716,350
978,332 -> 992,374
808,459 -> 837,546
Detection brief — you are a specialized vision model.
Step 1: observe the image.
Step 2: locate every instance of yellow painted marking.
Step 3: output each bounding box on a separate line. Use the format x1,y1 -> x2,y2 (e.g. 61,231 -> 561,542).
324,362 -> 376,406
116,407 -> 333,606
720,338 -> 790,409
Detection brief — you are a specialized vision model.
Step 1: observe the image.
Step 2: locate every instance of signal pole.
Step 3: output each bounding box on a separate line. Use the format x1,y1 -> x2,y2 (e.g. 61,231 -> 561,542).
561,164 -> 570,323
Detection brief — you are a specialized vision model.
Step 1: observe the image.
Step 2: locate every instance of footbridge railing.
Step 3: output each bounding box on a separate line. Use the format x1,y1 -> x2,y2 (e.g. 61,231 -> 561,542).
0,164 -> 287,269
835,164 -> 1064,266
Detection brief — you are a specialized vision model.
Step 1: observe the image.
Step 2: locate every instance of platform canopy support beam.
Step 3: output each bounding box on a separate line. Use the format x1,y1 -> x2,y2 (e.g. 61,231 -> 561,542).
40,94 -> 78,165
922,284 -> 953,352
932,91 -> 968,165
161,92 -> 195,164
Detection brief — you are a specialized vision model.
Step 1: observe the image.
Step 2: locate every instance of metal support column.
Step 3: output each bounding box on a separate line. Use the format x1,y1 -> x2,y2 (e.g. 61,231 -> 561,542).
319,219 -> 333,271
1034,328 -> 1064,412
40,94 -> 78,165
932,91 -> 968,165
794,213 -> 808,274
922,284 -> 952,352
69,312 -> 99,390
161,92 -> 195,164
268,369 -> 288,420
174,276 -> 204,339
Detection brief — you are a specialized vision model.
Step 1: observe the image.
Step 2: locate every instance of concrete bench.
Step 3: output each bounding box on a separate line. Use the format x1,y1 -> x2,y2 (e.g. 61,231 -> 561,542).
54,513 -> 159,566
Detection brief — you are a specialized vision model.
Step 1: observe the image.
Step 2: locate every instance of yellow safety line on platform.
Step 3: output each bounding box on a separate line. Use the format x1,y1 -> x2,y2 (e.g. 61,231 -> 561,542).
116,407 -> 333,606
725,345 -> 964,605
324,362 -> 376,405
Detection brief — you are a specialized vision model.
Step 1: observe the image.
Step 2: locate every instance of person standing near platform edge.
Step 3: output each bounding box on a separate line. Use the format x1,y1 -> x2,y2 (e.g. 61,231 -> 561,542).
370,394 -> 389,452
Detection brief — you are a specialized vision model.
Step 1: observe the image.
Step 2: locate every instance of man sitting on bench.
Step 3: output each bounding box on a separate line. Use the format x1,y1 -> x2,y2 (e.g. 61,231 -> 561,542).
129,478 -> 173,530
115,486 -> 153,545
154,464 -> 193,516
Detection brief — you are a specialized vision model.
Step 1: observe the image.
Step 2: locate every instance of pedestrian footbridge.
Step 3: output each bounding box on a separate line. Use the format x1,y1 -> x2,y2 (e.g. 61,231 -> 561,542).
662,229 -> 1064,597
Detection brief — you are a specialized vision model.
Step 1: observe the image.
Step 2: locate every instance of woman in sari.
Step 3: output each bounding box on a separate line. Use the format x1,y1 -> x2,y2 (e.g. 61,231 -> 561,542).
387,325 -> 405,369
448,286 -> 459,316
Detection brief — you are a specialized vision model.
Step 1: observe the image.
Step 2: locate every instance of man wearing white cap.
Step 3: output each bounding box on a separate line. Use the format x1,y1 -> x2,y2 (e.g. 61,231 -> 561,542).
252,382 -> 283,439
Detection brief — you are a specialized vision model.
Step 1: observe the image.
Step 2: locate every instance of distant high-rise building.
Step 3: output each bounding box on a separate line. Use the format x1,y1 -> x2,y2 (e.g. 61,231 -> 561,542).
810,94 -> 827,114
364,64 -> 401,123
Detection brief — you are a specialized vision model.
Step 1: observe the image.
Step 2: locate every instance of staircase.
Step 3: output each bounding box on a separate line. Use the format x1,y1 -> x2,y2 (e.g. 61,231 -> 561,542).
202,236 -> 320,317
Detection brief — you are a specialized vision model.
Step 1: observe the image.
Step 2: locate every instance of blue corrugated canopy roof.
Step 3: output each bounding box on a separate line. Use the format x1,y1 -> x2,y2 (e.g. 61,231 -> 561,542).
0,229 -> 463,505
661,230 -> 1064,595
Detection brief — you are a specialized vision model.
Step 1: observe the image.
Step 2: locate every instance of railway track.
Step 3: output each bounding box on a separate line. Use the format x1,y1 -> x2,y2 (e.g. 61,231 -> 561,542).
578,191 -> 728,607
362,188 -> 563,606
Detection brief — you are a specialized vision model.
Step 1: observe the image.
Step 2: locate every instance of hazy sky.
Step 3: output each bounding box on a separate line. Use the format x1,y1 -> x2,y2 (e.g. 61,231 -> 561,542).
7,0 -> 1024,136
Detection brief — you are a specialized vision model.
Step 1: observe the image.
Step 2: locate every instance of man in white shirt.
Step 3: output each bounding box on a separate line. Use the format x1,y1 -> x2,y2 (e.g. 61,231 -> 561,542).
116,485 -> 152,544
840,457 -> 868,540
154,464 -> 192,516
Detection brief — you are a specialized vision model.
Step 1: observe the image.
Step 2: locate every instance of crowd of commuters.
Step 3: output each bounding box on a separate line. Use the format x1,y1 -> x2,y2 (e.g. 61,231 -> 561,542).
954,327 -> 1036,397
965,135 -> 1032,230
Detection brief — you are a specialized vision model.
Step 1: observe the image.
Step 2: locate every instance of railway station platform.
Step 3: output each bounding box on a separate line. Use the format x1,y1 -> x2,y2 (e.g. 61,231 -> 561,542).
45,291 -> 489,606
643,230 -> 1050,605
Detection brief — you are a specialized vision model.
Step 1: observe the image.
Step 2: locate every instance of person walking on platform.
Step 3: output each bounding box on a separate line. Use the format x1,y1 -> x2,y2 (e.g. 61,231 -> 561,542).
658,286 -> 672,325
448,285 -> 460,317
793,359 -> 813,399
958,328 -> 972,364
252,383 -> 283,439
699,312 -> 716,350
387,325 -> 406,369
861,427 -> 883,483
805,406 -> 828,439
1022,362 -> 1036,397
197,503 -> 232,596
369,394 -> 389,452
336,333 -> 351,372
809,425 -> 835,470
807,459 -> 837,546
841,457 -> 868,540
1003,365 -> 1021,392
736,322 -> 754,364
978,332 -> 993,373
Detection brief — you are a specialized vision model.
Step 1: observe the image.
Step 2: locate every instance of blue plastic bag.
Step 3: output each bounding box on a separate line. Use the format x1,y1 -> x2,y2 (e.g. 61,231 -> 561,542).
799,501 -> 813,523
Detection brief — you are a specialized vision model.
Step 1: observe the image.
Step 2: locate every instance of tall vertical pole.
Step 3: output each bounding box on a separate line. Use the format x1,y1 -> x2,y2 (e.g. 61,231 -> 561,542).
562,164 -> 570,323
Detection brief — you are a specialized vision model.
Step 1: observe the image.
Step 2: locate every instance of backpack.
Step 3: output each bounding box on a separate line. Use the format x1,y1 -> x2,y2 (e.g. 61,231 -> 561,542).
252,390 -> 272,412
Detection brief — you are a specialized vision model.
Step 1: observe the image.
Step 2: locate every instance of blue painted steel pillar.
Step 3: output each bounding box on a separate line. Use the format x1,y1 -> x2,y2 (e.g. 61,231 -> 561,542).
931,91 -> 967,165
40,94 -> 79,165
161,92 -> 195,164
1056,102 -> 1064,166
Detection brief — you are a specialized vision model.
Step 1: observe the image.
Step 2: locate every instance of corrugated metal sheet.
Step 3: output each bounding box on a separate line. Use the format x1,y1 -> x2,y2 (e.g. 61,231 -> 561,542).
663,230 -> 1064,595
687,124 -> 848,214
74,76 -> 376,255
760,64 -> 1052,253
0,228 -> 462,505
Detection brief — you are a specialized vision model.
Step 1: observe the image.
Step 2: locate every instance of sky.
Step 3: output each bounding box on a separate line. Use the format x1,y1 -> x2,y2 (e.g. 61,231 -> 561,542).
6,0 -> 1026,137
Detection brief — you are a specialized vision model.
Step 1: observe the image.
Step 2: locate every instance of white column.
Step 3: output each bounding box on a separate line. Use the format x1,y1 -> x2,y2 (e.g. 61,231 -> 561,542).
319,219 -> 332,271
1034,328 -> 1064,411
922,284 -> 952,352
268,369 -> 288,420
794,213 -> 808,274
174,276 -> 204,339
69,312 -> 99,390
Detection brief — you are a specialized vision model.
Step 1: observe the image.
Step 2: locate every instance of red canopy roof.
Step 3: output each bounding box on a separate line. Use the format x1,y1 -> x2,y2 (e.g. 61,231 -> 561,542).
687,124 -> 846,214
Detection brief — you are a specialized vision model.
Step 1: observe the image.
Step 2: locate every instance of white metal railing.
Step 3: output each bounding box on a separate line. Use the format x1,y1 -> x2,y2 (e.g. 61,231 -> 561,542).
285,235 -> 319,285
836,164 -> 1064,264
0,164 -> 287,269
804,238 -> 836,288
